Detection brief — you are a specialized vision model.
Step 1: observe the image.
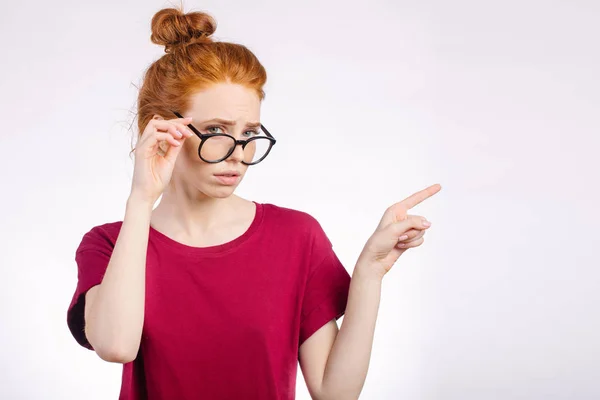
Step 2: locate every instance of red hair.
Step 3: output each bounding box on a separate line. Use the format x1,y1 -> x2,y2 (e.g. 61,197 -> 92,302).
132,6 -> 267,153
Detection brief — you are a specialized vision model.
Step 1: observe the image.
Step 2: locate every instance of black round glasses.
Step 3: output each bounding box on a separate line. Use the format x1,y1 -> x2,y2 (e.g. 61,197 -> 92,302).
173,111 -> 276,165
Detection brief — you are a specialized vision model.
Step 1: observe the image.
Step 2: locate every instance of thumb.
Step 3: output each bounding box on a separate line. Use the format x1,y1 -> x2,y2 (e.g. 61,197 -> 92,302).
377,203 -> 409,230
385,216 -> 427,238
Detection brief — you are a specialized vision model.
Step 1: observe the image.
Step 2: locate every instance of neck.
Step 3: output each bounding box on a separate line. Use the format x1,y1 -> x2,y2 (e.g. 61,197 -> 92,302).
151,188 -> 249,238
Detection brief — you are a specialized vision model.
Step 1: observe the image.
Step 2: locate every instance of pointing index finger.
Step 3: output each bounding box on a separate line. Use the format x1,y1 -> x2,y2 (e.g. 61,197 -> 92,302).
400,184 -> 442,210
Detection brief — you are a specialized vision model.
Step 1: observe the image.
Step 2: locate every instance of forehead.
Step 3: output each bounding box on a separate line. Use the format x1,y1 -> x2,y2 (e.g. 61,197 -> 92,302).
186,82 -> 261,121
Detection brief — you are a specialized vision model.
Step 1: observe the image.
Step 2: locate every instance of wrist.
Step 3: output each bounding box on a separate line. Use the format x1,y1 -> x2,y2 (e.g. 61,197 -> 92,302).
127,192 -> 156,212
353,259 -> 385,283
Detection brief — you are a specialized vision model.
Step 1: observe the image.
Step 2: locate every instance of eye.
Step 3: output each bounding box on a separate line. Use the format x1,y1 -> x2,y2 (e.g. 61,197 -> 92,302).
243,129 -> 260,138
206,126 -> 225,134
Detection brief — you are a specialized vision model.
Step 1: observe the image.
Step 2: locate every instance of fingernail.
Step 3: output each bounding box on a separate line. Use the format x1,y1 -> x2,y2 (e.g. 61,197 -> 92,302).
175,130 -> 183,137
398,235 -> 408,241
422,220 -> 431,227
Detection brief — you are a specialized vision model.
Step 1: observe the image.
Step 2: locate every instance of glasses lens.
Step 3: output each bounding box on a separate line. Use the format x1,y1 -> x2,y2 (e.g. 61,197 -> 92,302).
200,135 -> 273,164
243,137 -> 272,164
200,135 -> 236,162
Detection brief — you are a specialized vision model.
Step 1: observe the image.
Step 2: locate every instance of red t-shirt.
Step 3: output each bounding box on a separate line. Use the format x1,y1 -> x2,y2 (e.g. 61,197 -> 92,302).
67,201 -> 351,399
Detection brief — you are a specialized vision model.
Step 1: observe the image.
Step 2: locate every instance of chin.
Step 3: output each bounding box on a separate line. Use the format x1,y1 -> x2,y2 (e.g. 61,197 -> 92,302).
210,188 -> 237,199
196,182 -> 240,199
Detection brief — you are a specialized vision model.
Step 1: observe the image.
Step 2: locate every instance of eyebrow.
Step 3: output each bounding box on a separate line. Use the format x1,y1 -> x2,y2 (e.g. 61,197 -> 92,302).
198,118 -> 261,128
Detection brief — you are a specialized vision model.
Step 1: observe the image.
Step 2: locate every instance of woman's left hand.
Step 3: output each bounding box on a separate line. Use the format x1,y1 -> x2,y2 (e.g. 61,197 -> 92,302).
357,183 -> 442,280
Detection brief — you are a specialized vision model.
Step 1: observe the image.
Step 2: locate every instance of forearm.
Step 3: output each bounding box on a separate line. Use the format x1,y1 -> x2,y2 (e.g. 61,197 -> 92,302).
320,263 -> 383,400
86,195 -> 153,360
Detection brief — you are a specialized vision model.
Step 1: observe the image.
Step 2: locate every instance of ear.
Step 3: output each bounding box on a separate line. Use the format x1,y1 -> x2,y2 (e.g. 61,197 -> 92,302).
153,114 -> 164,121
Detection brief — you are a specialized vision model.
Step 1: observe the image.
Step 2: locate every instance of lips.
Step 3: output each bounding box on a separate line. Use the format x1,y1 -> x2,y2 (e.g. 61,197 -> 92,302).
214,171 -> 240,177
214,173 -> 240,186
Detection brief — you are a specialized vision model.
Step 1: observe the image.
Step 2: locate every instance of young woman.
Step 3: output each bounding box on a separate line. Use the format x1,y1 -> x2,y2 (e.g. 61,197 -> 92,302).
66,6 -> 441,400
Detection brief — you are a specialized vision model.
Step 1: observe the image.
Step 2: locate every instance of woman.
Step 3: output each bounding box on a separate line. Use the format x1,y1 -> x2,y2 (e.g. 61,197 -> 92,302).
67,6 -> 441,399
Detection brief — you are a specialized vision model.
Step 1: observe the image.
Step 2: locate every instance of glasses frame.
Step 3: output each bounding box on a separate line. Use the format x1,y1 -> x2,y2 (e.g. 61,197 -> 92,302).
172,111 -> 276,165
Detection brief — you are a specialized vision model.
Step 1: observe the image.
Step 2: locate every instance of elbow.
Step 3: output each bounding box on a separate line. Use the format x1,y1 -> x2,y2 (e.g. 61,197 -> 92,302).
100,351 -> 137,364
86,328 -> 139,363
85,324 -> 141,364
94,343 -> 138,363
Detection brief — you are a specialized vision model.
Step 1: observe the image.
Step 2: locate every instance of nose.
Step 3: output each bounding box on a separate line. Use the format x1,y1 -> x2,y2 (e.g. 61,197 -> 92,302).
226,142 -> 245,163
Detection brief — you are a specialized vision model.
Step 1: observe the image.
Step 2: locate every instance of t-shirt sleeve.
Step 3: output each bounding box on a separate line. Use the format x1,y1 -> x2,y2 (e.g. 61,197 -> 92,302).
67,225 -> 116,350
298,218 -> 352,347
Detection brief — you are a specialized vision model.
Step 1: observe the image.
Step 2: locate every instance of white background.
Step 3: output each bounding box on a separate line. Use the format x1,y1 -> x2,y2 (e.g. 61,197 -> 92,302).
1,0 -> 599,398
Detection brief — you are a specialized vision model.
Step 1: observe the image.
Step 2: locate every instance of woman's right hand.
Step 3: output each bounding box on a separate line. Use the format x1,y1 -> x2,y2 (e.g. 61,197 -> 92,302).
129,115 -> 195,204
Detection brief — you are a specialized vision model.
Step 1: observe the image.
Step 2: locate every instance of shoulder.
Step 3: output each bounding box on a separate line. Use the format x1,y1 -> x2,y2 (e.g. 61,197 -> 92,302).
76,221 -> 123,254
261,202 -> 322,230
260,202 -> 329,242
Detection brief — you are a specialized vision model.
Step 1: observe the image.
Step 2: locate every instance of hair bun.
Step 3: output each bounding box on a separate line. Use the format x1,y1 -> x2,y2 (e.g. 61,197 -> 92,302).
150,8 -> 217,52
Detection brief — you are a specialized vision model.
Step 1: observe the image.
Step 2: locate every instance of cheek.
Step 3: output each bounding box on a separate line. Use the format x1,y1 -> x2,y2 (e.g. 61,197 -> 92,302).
171,141 -> 196,170
177,141 -> 214,175
183,138 -> 198,156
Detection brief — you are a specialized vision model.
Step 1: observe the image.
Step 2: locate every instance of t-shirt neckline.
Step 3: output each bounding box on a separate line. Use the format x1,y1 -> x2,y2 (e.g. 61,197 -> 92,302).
148,201 -> 264,256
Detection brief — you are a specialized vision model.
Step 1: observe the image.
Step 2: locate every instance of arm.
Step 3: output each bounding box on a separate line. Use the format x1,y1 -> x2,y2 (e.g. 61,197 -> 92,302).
299,185 -> 440,399
84,195 -> 154,363
299,263 -> 382,400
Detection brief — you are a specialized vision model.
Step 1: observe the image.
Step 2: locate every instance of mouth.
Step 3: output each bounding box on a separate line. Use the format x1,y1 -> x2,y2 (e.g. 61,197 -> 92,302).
213,172 -> 241,186
214,172 -> 241,177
